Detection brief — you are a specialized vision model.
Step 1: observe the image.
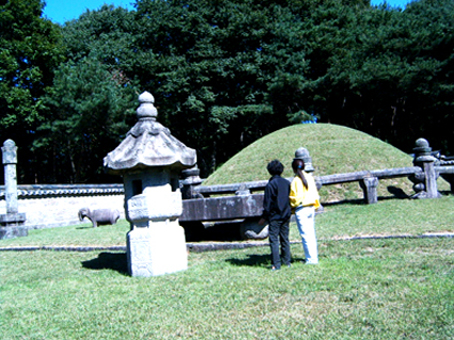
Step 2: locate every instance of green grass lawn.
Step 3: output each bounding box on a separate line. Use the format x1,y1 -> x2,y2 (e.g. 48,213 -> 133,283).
1,197 -> 454,339
1,237 -> 453,339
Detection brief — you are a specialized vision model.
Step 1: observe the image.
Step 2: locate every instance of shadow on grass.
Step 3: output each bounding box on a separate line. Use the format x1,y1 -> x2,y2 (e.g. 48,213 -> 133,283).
387,186 -> 409,198
82,252 -> 129,275
322,185 -> 410,207
226,254 -> 269,268
226,254 -> 307,268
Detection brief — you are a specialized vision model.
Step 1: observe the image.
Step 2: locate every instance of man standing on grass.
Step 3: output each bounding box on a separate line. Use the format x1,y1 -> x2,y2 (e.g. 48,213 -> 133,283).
259,159 -> 292,271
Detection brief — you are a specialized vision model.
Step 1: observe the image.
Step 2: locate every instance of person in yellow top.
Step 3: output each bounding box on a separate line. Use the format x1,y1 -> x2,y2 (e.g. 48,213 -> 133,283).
289,158 -> 320,264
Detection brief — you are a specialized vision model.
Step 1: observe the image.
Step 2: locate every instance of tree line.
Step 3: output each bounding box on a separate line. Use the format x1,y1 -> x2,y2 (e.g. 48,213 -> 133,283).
1,0 -> 453,184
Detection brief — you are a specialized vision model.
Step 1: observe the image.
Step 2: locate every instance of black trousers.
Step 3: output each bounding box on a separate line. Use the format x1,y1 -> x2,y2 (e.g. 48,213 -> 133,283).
268,218 -> 291,269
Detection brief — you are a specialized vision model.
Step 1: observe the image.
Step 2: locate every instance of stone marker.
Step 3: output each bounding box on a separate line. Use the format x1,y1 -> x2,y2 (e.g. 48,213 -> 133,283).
0,139 -> 27,239
104,92 -> 196,277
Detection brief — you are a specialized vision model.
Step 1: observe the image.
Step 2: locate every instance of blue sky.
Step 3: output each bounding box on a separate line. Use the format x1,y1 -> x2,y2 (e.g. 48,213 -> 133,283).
43,0 -> 415,25
43,0 -> 135,24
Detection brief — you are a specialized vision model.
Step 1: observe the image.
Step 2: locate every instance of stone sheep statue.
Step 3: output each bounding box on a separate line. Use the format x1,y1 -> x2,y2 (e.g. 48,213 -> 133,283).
78,207 -> 120,228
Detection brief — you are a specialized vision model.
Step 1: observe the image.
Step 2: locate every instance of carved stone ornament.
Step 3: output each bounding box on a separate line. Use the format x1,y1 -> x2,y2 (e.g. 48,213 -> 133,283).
104,91 -> 197,174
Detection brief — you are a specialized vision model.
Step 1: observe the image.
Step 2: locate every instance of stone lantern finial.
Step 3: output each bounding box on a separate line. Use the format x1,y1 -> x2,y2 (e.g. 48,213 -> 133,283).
104,91 -> 196,174
136,91 -> 157,120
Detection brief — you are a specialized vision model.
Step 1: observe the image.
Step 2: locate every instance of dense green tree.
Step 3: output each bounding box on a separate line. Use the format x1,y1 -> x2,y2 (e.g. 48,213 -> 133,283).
13,0 -> 454,183
132,0 -> 315,174
36,57 -> 138,183
34,5 -> 140,183
299,0 -> 454,152
0,0 -> 64,182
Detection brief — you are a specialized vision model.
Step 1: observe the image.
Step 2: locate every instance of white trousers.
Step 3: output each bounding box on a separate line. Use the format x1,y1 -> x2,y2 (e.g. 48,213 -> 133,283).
294,205 -> 318,264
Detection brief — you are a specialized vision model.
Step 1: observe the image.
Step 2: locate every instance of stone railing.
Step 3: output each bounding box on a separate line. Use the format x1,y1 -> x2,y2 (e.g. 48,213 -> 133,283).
179,138 -> 452,226
185,166 -> 422,205
1,137 -> 454,238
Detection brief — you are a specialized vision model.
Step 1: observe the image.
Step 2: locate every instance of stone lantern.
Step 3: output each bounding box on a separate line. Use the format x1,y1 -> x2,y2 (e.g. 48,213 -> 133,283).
104,92 -> 197,277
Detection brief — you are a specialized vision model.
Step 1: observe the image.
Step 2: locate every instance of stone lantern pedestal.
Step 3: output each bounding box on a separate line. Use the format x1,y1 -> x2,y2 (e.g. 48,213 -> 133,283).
104,92 -> 197,277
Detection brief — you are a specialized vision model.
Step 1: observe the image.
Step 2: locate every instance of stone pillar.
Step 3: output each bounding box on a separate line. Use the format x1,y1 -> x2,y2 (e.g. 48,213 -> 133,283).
411,138 -> 440,199
104,92 -> 197,277
0,139 -> 27,239
181,166 -> 203,199
360,176 -> 379,204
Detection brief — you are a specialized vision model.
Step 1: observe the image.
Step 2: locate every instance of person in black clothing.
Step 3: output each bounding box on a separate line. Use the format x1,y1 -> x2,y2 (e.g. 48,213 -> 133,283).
259,159 -> 292,270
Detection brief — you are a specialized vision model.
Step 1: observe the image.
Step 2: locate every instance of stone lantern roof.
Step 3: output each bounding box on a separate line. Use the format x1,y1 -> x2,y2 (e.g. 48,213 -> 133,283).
104,92 -> 197,174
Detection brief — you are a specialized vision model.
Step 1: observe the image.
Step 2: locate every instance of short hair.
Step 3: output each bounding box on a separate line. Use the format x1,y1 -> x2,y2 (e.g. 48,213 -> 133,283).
267,159 -> 284,176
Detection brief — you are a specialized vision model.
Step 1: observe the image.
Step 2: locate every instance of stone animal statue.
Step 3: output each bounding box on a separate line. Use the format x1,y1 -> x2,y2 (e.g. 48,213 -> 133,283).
78,207 -> 120,228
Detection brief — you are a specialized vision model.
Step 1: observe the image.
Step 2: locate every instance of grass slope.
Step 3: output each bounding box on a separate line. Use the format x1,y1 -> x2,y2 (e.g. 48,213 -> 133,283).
205,123 -> 446,201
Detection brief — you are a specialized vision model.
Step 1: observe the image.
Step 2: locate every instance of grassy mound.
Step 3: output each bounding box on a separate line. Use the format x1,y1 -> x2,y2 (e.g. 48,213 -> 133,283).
204,123 -> 444,202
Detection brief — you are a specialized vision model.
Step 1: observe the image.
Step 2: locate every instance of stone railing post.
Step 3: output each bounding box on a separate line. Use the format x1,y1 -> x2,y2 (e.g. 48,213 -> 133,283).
411,138 -> 440,199
181,166 -> 203,199
359,176 -> 379,204
0,139 -> 27,239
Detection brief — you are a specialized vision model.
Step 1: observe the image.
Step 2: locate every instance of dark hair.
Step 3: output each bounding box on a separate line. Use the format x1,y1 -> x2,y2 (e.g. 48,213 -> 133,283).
267,159 -> 284,176
292,159 -> 309,189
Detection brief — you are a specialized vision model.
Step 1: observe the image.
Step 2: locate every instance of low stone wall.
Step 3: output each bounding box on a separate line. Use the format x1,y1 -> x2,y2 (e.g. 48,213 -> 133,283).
0,184 -> 125,229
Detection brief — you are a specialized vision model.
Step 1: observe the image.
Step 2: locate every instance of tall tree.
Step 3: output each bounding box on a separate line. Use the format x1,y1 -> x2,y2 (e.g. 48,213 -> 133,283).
0,0 -> 64,183
21,0 -> 454,183
35,5 -> 140,183
36,57 -> 137,183
133,0 -> 313,174
299,0 -> 454,152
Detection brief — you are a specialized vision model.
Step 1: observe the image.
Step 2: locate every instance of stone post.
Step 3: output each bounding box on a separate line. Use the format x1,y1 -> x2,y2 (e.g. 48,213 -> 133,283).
411,138 -> 440,199
359,176 -> 379,204
104,92 -> 197,277
0,139 -> 27,239
181,166 -> 203,199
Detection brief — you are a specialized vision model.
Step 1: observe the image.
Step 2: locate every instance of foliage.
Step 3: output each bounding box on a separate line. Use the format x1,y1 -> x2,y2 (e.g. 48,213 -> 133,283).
131,0 -> 313,174
0,0 -> 64,182
32,5 -> 140,183
36,58 -> 138,183
300,0 -> 454,152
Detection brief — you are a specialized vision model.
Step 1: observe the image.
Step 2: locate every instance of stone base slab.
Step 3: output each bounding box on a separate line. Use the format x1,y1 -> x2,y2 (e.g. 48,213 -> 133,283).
127,221 -> 188,277
0,212 -> 26,224
0,225 -> 28,240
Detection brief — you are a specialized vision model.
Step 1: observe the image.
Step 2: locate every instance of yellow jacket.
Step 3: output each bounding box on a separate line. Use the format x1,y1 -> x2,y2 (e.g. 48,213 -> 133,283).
289,172 -> 320,210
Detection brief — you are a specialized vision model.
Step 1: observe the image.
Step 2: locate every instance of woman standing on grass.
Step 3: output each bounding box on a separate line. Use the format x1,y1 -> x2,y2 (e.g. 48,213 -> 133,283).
289,158 -> 320,264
